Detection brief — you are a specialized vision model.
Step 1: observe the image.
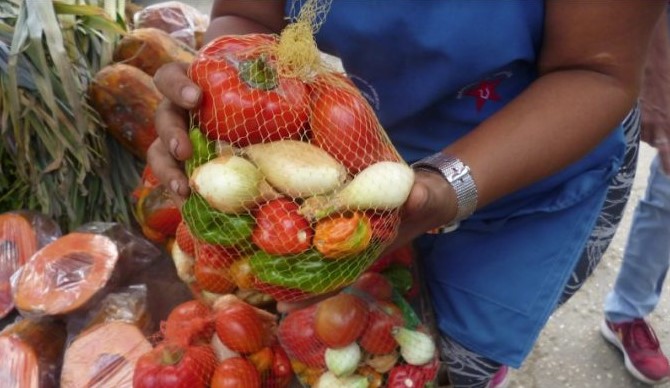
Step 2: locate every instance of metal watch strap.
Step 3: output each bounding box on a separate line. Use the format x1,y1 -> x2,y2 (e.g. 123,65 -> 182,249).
411,153 -> 478,226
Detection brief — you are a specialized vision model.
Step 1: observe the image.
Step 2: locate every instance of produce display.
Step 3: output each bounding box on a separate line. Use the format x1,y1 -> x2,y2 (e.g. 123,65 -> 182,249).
179,25 -> 414,303
0,211 -> 61,319
0,2 -> 447,387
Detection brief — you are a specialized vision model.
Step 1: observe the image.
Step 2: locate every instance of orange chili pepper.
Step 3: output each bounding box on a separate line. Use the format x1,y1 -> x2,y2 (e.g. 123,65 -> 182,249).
313,212 -> 372,259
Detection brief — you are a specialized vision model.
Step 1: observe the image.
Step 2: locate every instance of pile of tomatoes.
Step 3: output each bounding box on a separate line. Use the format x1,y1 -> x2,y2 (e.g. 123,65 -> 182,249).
133,297 -> 292,388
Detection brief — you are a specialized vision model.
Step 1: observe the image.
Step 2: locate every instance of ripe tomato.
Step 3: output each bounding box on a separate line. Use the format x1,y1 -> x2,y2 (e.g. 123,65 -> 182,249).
194,260 -> 237,294
133,342 -> 218,388
164,300 -> 214,346
367,210 -> 400,244
195,243 -> 240,268
359,304 -> 405,355
310,77 -> 398,174
252,199 -> 313,255
350,272 -> 394,301
175,221 -> 196,257
211,357 -> 261,388
189,35 -> 310,146
277,305 -> 327,368
214,302 -> 269,354
314,293 -> 369,347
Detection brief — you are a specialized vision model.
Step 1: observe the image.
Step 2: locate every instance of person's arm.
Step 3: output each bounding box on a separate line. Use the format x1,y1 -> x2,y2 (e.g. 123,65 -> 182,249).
204,1 -> 287,42
391,1 -> 665,248
640,6 -> 670,173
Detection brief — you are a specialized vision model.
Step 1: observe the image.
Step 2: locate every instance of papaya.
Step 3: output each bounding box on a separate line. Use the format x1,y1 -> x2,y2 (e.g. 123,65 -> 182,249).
89,63 -> 161,160
0,319 -> 67,388
60,321 -> 152,388
13,232 -> 121,317
113,27 -> 195,76
0,213 -> 38,319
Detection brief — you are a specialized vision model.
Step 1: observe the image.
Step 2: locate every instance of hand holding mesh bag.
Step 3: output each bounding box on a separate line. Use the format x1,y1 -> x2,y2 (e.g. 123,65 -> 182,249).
179,3 -> 415,303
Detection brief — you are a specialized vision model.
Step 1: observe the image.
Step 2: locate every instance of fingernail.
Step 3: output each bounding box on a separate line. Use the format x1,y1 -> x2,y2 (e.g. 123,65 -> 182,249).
170,138 -> 179,157
170,180 -> 181,195
181,86 -> 199,104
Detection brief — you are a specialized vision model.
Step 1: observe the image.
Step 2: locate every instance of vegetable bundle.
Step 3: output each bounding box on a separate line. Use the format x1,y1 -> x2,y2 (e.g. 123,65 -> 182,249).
278,272 -> 440,387
177,3 -> 414,303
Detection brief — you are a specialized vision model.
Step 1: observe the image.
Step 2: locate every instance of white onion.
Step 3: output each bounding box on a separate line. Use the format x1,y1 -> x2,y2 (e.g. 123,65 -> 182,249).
190,155 -> 264,213
325,342 -> 361,377
301,161 -> 414,220
244,140 -> 347,198
392,327 -> 436,366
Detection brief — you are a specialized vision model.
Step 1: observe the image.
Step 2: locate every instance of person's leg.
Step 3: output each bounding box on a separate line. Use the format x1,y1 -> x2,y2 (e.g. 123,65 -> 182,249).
599,153 -> 670,384
440,335 -> 507,388
604,154 -> 670,321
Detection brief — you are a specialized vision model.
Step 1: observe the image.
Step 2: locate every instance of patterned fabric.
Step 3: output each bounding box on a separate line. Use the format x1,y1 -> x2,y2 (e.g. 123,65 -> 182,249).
558,105 -> 641,305
439,105 -> 640,387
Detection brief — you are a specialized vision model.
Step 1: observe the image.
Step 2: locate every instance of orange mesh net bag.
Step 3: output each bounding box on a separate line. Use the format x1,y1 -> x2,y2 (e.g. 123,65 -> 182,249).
179,0 -> 414,303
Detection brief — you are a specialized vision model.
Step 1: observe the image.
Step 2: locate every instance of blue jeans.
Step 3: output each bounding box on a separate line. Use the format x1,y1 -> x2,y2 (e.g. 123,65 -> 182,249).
604,154 -> 670,323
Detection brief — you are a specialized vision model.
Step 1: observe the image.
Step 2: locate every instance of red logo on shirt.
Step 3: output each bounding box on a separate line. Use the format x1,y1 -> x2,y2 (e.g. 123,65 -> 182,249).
464,79 -> 502,111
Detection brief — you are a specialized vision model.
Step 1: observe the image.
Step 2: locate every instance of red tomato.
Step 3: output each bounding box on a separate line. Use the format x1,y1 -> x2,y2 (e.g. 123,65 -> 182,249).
314,293 -> 369,347
277,305 -> 327,368
194,260 -> 237,294
269,344 -> 294,386
211,357 -> 261,388
164,300 -> 214,346
310,77 -> 398,174
214,302 -> 269,354
133,342 -> 217,388
195,243 -> 240,268
140,187 -> 182,236
175,221 -> 196,257
359,304 -> 405,355
189,35 -> 310,146
252,199 -> 313,255
351,272 -> 394,301
367,210 -> 400,244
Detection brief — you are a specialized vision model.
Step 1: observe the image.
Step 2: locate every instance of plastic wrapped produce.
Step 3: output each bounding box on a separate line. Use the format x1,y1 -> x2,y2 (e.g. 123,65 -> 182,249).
0,319 -> 67,388
0,211 -> 61,319
12,223 -> 161,319
133,1 -> 210,49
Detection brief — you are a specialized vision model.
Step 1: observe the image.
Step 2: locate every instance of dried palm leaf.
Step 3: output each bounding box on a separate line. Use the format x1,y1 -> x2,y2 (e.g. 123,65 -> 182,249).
0,0 -> 142,231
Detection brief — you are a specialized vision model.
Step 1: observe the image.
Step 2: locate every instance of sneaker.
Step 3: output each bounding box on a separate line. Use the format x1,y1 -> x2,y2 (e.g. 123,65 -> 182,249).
487,365 -> 510,388
601,318 -> 670,384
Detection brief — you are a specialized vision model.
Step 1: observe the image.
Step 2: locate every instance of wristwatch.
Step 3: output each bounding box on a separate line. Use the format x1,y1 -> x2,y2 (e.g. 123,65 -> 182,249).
411,153 -> 478,233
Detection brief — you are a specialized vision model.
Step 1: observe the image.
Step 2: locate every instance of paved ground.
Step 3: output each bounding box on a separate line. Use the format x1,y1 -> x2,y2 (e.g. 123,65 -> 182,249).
136,2 -> 670,386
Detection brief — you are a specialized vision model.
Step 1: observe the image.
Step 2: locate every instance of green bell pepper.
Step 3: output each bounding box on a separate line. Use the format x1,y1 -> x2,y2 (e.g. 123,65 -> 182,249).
249,247 -> 382,294
185,127 -> 216,176
182,193 -> 254,246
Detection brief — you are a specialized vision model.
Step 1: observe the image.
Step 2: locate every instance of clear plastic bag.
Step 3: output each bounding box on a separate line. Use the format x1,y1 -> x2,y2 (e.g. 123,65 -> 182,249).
0,210 -> 61,320
133,1 -> 210,49
11,222 -> 161,319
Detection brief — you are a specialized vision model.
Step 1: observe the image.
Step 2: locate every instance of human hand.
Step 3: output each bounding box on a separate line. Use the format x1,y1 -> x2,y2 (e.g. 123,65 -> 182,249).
146,62 -> 202,201
640,106 -> 670,174
381,170 -> 457,256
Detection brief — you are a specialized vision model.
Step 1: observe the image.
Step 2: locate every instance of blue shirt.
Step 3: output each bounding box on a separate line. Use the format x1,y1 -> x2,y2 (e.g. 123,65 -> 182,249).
287,0 -> 625,366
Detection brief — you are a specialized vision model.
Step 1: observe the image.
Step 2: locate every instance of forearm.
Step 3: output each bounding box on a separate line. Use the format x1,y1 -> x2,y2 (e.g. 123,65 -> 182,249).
446,70 -> 637,209
204,0 -> 287,43
641,10 -> 670,130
